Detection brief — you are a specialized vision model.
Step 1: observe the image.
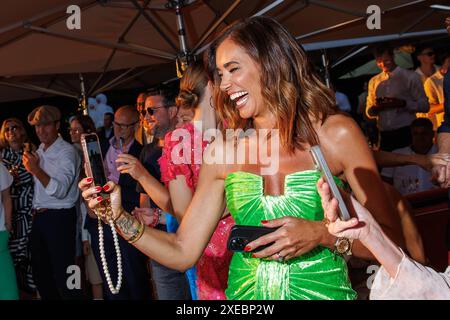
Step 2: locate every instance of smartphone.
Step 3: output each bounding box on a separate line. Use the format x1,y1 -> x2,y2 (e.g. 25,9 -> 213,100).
310,145 -> 351,221
24,142 -> 32,153
227,225 -> 278,253
119,137 -> 125,153
81,133 -> 108,196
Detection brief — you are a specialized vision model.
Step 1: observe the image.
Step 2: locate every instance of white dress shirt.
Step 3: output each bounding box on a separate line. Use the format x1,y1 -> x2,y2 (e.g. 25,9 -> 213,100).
366,67 -> 429,131
422,70 -> 445,129
33,136 -> 81,210
381,145 -> 437,195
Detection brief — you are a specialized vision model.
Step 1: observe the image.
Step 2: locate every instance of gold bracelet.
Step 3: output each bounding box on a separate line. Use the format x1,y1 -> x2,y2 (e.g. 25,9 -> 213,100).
127,221 -> 145,244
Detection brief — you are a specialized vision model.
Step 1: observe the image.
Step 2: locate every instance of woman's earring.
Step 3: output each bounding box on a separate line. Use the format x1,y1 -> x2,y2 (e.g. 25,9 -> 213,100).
210,96 -> 215,109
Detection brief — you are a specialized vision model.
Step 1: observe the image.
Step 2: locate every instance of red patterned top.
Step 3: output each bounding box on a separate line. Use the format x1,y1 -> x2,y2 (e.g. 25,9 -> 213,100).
158,123 -> 234,300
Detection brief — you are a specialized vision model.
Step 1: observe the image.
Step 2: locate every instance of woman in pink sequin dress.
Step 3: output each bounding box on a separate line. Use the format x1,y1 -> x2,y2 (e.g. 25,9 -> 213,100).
158,63 -> 234,300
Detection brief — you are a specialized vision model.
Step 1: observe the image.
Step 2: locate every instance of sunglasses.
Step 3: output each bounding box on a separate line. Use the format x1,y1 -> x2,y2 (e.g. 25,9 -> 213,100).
421,51 -> 435,57
140,106 -> 167,117
113,121 -> 138,130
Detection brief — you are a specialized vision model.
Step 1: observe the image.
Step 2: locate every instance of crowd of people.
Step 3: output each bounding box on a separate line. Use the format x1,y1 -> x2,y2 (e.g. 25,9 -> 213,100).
0,16 -> 450,300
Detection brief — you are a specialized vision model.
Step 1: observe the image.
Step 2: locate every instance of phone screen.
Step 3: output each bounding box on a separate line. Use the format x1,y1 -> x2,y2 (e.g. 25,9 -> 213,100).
82,134 -> 107,187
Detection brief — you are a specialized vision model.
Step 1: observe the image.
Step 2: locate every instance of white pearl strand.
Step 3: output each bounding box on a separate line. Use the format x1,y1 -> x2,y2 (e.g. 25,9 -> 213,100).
98,216 -> 123,294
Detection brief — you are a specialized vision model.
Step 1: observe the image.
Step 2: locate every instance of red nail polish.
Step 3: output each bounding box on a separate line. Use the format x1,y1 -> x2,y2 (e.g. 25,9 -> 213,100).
103,185 -> 110,192
251,254 -> 257,258
96,187 -> 102,192
261,220 -> 268,224
96,196 -> 103,202
86,178 -> 93,183
244,245 -> 251,252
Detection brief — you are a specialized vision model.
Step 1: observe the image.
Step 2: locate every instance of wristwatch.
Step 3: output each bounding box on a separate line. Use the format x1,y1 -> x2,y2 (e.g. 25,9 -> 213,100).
334,237 -> 353,256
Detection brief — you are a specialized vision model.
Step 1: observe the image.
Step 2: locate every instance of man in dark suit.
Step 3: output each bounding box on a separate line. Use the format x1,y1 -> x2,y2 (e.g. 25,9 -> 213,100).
86,106 -> 151,299
98,112 -> 114,157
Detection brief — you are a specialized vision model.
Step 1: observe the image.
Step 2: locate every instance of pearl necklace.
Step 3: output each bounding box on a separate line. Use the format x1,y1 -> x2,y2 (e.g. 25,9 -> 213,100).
97,214 -> 123,295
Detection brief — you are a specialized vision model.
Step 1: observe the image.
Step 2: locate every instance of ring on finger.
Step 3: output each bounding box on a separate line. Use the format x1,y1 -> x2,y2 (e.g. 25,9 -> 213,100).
277,252 -> 284,263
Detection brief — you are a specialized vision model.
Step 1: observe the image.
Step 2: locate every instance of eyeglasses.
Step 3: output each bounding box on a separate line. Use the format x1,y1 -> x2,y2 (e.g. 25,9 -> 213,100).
5,125 -> 18,133
113,121 -> 138,130
68,128 -> 82,134
140,106 -> 166,117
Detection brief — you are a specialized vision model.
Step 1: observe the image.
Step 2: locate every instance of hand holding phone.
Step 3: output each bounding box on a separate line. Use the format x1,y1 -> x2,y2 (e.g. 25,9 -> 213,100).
81,133 -> 109,197
310,145 -> 351,221
227,225 -> 278,253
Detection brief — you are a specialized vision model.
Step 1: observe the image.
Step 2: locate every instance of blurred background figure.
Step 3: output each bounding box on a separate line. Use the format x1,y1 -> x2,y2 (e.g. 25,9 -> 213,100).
366,45 -> 429,151
0,118 -> 36,297
422,52 -> 450,130
88,94 -> 113,130
98,112 -> 114,157
382,118 -> 437,195
414,45 -> 439,83
135,92 -> 153,146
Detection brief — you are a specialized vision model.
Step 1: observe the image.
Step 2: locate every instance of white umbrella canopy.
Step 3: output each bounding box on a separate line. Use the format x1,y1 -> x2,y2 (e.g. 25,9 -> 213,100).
0,0 -> 449,103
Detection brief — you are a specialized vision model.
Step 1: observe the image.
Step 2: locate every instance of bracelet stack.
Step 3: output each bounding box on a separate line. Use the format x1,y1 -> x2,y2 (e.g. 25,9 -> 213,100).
128,221 -> 145,244
149,208 -> 162,228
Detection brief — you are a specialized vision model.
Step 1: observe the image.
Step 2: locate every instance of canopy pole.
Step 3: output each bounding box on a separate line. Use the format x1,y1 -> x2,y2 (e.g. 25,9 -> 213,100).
79,74 -> 87,115
167,0 -> 193,77
321,50 -> 331,88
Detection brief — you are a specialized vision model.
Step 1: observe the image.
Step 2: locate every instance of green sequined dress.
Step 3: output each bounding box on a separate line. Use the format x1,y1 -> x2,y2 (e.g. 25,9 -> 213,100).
224,170 -> 357,300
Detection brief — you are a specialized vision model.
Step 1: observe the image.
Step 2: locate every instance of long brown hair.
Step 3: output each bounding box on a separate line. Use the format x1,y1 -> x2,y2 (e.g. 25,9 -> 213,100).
206,16 -> 338,152
0,118 -> 29,149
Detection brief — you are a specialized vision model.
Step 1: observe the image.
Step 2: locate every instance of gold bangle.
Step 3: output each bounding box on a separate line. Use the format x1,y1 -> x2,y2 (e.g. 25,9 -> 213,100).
127,221 -> 145,244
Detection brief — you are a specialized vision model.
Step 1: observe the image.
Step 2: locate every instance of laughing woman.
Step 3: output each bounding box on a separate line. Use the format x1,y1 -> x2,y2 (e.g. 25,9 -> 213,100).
80,17 -> 404,300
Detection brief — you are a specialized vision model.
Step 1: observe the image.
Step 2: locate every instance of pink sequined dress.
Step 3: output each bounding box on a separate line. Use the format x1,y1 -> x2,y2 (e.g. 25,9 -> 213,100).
158,123 -> 234,300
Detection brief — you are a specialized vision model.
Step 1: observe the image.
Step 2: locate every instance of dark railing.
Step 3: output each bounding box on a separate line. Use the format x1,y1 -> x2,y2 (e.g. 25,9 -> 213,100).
405,188 -> 449,272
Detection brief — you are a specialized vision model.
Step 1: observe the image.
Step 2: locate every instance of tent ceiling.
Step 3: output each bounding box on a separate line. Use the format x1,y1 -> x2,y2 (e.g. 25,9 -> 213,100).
0,0 -> 449,103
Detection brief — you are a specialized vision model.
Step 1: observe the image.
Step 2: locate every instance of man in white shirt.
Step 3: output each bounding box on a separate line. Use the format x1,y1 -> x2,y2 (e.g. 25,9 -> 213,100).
423,52 -> 450,130
414,46 -> 439,83
366,45 -> 429,151
382,118 -> 437,195
23,105 -> 82,299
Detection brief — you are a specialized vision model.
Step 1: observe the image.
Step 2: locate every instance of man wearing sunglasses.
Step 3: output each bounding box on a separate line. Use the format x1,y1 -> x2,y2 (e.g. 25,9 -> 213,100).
415,46 -> 439,84
135,92 -> 150,146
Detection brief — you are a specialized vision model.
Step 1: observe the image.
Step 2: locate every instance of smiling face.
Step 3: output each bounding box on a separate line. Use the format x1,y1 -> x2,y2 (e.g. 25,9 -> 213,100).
216,38 -> 268,121
35,121 -> 59,147
3,120 -> 26,150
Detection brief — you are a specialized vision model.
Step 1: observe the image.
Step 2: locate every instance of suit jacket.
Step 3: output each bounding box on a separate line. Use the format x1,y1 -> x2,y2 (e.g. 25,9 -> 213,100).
117,139 -> 143,213
98,126 -> 114,157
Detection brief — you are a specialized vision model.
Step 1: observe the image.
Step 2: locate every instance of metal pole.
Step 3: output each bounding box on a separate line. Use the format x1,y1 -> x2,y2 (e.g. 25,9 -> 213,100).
79,74 -> 88,115
321,50 -> 331,88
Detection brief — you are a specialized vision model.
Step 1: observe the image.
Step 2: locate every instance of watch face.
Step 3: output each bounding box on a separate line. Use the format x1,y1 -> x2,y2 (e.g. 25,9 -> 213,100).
337,239 -> 350,254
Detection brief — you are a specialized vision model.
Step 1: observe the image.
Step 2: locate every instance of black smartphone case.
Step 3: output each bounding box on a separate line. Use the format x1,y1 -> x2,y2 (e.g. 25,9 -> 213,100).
227,225 -> 278,253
